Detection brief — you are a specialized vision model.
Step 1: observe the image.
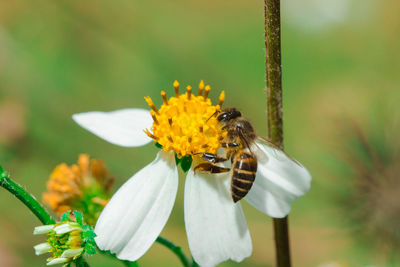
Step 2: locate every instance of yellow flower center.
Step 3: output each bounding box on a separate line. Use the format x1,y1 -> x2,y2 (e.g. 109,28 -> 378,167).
144,80 -> 226,158
43,154 -> 113,225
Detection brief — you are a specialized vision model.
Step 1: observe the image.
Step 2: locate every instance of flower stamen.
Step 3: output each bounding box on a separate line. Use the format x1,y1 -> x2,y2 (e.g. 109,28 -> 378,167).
144,97 -> 159,114
198,80 -> 205,96
218,90 -> 225,107
186,86 -> 192,100
144,80 -> 226,157
204,85 -> 211,100
161,91 -> 169,105
144,129 -> 158,140
174,80 -> 180,97
150,110 -> 159,125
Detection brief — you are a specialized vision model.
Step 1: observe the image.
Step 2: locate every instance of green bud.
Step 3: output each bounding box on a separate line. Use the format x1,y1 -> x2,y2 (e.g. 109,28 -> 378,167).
33,211 -> 97,266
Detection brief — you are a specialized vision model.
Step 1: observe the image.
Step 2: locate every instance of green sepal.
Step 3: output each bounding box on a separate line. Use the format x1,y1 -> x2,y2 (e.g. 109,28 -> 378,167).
174,154 -> 192,172
81,224 -> 97,255
155,142 -> 162,149
82,224 -> 92,232
73,211 -> 84,226
84,243 -> 97,255
82,226 -> 96,240
180,156 -> 192,173
60,211 -> 71,222
175,154 -> 182,165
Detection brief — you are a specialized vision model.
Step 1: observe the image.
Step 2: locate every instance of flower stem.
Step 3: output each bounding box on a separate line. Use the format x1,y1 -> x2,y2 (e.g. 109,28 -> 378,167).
264,0 -> 292,266
0,166 -> 193,267
156,236 -> 195,267
0,166 -> 55,225
75,256 -> 90,267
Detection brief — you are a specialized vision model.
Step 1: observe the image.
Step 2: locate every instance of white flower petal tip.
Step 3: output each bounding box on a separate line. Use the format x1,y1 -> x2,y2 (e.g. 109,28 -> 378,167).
33,225 -> 55,235
46,258 -> 69,265
61,248 -> 84,258
72,108 -> 153,147
245,140 -> 312,218
185,168 -> 252,267
94,150 -> 178,261
34,243 -> 52,255
53,223 -> 81,235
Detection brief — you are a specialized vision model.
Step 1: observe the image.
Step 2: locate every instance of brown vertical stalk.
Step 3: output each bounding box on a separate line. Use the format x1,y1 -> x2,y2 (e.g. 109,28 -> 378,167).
264,0 -> 291,266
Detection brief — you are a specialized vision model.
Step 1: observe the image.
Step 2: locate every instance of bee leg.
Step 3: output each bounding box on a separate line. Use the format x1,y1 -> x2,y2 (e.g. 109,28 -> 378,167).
220,142 -> 240,148
195,153 -> 228,163
194,163 -> 230,175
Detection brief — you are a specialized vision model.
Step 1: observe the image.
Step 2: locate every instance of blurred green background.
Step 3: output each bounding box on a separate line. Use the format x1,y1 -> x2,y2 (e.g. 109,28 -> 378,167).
1,0 -> 399,266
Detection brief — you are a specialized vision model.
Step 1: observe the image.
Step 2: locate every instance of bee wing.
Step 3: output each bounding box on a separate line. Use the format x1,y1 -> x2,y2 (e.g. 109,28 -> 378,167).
236,126 -> 253,153
245,137 -> 311,218
254,136 -> 301,166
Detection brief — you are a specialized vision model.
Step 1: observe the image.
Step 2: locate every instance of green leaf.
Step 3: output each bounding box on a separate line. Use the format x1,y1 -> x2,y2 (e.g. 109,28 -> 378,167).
83,230 -> 96,240
82,224 -> 91,231
84,243 -> 97,255
60,211 -> 71,222
155,142 -> 162,149
82,224 -> 96,241
73,211 -> 84,225
180,156 -> 192,173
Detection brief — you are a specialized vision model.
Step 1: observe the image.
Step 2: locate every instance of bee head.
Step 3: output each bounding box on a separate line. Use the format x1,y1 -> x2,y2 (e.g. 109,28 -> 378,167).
217,108 -> 241,122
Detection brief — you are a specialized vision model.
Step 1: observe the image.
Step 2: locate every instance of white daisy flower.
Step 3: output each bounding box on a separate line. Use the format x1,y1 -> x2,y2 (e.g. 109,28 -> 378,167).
73,81 -> 311,267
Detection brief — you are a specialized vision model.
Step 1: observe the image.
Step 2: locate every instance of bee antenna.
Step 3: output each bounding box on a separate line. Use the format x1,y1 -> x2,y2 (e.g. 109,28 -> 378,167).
206,110 -> 220,123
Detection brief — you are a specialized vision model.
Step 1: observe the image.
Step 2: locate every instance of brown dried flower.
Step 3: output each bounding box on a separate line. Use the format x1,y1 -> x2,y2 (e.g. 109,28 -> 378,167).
43,154 -> 114,225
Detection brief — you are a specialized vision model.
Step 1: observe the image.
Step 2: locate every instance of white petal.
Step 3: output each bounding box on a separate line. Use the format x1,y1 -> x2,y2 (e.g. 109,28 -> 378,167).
72,108 -> 153,147
245,140 -> 312,218
47,258 -> 69,265
184,167 -> 252,267
61,248 -> 84,258
95,151 -> 178,261
34,243 -> 52,255
33,225 -> 54,235
53,222 -> 81,235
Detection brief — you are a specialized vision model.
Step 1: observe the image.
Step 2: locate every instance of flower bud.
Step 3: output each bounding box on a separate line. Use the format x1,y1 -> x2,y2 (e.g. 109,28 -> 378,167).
33,211 -> 97,266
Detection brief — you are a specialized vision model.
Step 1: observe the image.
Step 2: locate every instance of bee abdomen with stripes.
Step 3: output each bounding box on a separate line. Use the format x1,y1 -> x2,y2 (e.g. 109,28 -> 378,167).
231,152 -> 257,203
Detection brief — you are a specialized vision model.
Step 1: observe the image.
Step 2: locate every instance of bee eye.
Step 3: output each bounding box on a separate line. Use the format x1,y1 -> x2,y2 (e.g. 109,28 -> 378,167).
217,113 -> 229,121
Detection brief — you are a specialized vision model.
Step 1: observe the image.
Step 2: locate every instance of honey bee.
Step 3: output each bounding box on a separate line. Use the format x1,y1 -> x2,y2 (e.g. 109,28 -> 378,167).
194,107 -> 259,203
